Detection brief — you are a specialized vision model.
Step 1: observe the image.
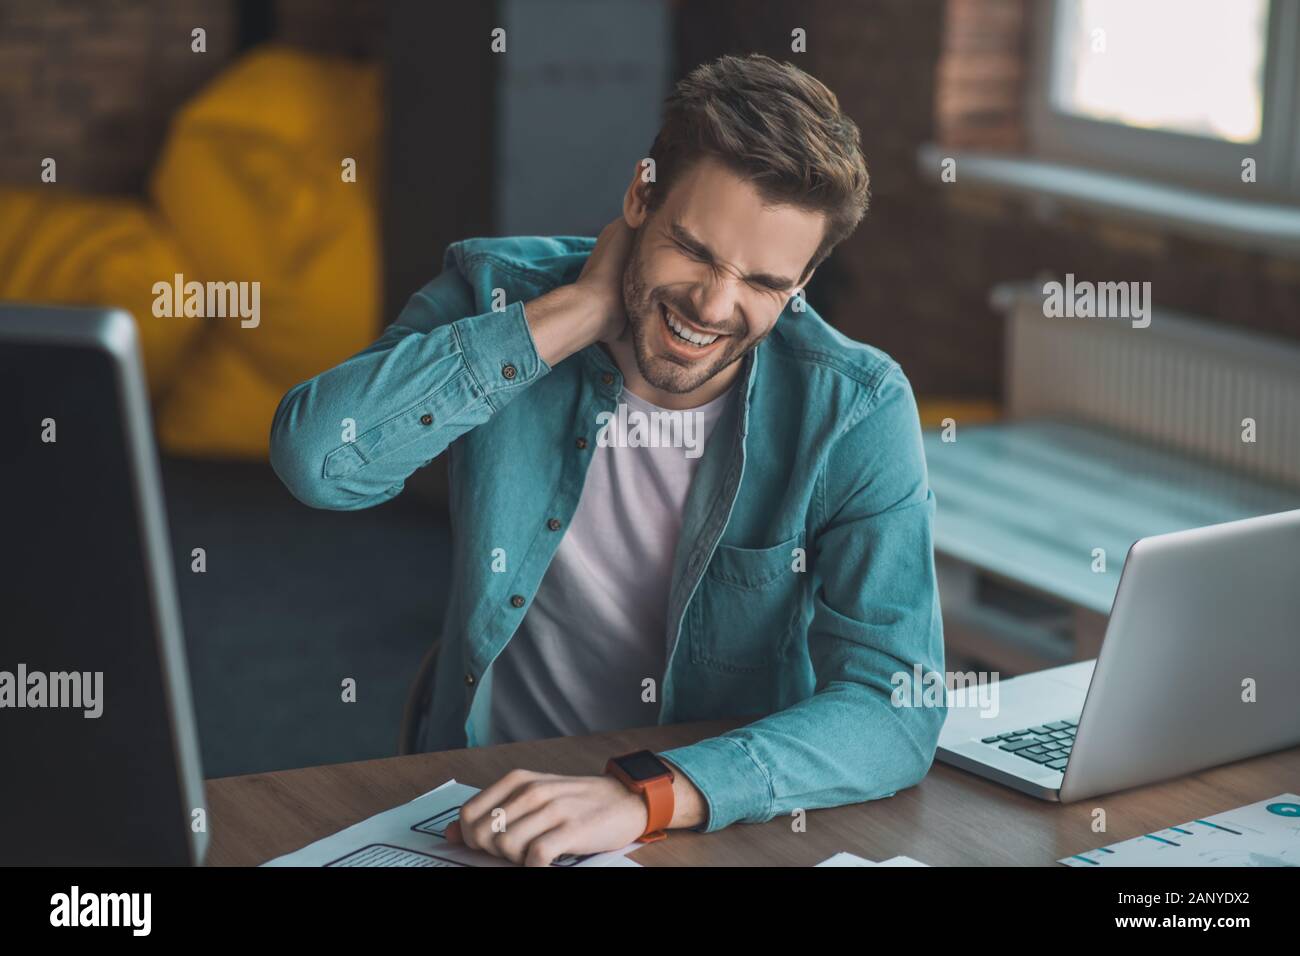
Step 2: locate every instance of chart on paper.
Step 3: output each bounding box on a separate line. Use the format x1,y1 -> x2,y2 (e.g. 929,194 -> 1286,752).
1061,793 -> 1300,867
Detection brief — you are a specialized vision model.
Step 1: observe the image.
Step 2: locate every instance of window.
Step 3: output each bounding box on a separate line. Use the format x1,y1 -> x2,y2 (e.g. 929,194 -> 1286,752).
1029,0 -> 1300,201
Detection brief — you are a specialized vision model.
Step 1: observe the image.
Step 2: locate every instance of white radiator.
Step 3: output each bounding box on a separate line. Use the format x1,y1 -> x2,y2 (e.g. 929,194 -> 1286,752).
995,280 -> 1300,489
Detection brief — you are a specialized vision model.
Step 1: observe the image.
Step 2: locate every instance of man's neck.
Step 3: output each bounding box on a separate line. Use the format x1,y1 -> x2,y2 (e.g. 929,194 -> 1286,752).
603,339 -> 742,410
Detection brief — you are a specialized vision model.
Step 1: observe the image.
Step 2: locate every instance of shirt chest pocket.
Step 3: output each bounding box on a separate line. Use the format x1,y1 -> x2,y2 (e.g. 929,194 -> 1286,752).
688,530 -> 806,673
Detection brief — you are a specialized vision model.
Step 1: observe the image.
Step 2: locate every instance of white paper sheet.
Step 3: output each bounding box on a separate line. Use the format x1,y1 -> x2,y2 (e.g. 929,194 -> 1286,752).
816,852 -> 929,867
262,779 -> 642,867
1060,792 -> 1300,867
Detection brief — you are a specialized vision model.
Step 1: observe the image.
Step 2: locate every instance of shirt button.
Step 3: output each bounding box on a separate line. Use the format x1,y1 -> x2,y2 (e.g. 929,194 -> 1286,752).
575,437 -> 588,450
419,413 -> 433,426
502,364 -> 518,380
547,518 -> 561,531
601,372 -> 614,386
510,594 -> 525,608
464,672 -> 475,687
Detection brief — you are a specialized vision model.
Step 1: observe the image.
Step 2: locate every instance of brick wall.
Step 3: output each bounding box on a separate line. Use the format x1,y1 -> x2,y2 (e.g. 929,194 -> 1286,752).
0,0 -> 385,194
0,0 -> 238,193
934,0 -> 1026,151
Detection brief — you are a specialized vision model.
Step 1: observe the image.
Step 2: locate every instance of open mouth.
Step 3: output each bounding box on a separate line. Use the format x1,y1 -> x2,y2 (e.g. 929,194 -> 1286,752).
659,302 -> 727,354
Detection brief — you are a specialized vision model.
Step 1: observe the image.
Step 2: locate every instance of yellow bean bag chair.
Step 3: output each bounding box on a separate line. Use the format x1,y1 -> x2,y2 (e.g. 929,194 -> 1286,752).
150,45 -> 380,458
0,45 -> 380,459
0,191 -> 200,399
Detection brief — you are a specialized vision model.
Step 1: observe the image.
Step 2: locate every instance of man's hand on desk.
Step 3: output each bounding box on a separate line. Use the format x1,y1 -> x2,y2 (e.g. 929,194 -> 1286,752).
444,760 -> 706,866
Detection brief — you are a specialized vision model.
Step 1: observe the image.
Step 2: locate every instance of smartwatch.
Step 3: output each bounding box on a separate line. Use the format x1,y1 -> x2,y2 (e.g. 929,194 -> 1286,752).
605,750 -> 675,843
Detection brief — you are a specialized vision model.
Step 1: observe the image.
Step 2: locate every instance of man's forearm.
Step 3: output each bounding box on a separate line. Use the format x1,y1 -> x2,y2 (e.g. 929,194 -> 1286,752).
523,217 -> 631,366
523,283 -> 613,368
662,758 -> 708,830
272,273 -> 555,510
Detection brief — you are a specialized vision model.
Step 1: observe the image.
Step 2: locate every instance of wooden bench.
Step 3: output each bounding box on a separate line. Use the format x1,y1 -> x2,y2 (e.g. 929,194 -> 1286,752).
924,281 -> 1300,675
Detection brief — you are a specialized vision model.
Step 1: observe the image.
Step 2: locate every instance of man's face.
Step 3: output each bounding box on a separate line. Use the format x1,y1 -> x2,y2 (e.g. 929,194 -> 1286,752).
621,158 -> 827,395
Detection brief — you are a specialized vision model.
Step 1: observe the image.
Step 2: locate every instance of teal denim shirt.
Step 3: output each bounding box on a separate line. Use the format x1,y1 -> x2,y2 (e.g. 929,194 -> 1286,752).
270,236 -> 946,832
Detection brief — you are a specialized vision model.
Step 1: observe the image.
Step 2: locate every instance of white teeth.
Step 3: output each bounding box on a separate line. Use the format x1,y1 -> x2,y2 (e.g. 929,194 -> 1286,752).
664,309 -> 719,346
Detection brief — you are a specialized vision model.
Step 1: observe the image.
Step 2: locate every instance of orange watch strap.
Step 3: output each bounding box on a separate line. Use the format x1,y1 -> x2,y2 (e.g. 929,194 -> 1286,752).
637,773 -> 675,842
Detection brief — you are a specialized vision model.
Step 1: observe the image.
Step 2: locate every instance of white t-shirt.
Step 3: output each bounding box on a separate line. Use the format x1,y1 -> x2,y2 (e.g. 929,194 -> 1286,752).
486,384 -> 732,744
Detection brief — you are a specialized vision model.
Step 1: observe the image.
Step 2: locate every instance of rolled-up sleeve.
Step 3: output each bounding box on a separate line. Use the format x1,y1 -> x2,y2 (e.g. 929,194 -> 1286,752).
269,269 -> 548,510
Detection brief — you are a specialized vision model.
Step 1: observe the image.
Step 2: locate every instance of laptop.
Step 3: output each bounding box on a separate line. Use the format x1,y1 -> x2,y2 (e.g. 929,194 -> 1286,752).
0,304 -> 208,864
937,508 -> 1300,802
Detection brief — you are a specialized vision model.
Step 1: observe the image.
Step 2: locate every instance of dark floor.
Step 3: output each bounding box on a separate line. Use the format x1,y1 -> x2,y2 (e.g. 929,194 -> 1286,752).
160,457 -> 452,779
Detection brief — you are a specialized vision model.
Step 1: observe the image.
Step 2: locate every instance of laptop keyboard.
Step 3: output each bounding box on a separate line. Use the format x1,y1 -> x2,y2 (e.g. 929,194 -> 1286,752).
981,719 -> 1078,772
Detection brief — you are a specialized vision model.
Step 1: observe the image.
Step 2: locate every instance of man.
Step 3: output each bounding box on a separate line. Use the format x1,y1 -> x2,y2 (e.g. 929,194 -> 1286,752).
270,54 -> 945,866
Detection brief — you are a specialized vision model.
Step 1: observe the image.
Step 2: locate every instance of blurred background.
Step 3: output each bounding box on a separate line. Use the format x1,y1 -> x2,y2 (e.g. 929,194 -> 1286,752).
2,0 -> 1298,778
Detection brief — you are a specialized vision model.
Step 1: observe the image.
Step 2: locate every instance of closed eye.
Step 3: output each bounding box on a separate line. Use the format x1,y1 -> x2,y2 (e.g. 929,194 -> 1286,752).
668,225 -> 794,293
674,238 -> 711,263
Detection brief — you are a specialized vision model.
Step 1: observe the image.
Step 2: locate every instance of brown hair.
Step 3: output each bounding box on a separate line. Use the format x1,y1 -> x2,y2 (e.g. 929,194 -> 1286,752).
644,54 -> 870,273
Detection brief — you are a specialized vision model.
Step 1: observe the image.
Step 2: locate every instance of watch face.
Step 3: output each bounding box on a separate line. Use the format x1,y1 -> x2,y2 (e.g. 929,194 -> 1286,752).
615,750 -> 669,782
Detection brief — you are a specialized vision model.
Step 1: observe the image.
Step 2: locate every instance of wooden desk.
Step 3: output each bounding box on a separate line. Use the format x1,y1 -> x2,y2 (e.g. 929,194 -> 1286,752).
205,720 -> 1300,866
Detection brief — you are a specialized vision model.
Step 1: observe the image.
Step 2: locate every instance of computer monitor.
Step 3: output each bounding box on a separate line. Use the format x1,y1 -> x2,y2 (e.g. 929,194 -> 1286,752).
0,304 -> 208,865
